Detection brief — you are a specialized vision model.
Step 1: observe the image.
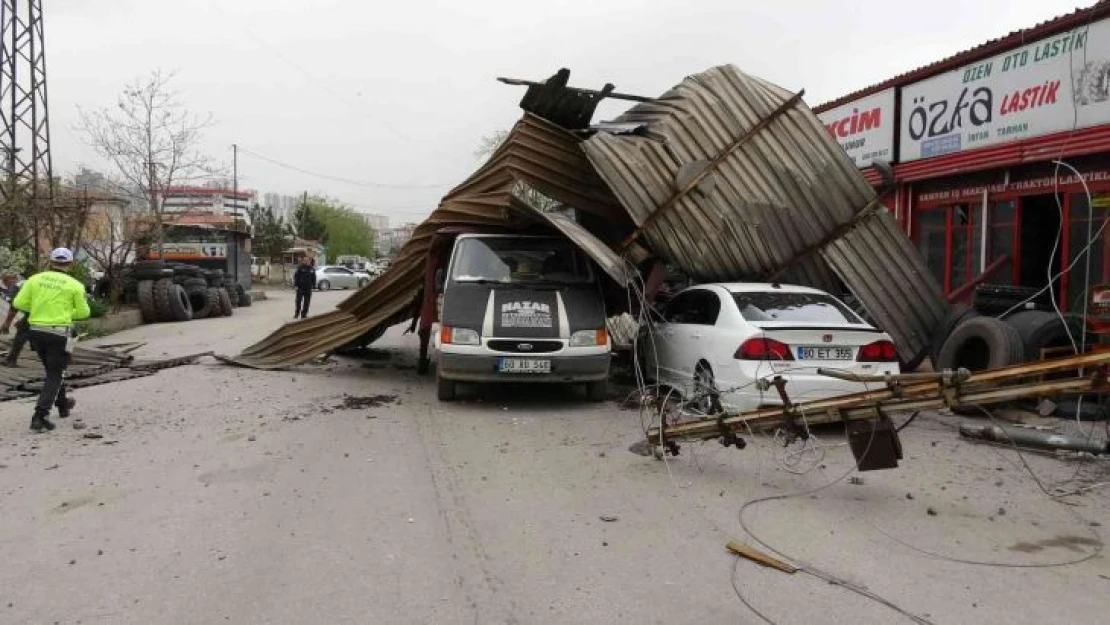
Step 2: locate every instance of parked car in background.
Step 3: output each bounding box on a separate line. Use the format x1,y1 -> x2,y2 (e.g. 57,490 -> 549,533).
315,265 -> 372,291
639,283 -> 899,412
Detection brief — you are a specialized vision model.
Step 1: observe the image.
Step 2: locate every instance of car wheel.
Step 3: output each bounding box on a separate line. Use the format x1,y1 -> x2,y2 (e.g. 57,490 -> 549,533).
318,280 -> 330,291
692,362 -> 722,415
437,371 -> 456,401
358,278 -> 369,288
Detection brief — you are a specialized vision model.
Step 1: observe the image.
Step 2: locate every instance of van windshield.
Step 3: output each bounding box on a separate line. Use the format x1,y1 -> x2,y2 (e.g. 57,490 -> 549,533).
450,238 -> 593,285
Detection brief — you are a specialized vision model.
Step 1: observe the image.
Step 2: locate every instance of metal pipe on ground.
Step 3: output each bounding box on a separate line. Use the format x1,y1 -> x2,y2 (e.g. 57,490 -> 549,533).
959,422 -> 1109,455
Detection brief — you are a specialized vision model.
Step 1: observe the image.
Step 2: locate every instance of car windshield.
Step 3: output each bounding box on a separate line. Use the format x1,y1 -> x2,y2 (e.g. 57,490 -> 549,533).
449,237 -> 593,284
732,291 -> 863,324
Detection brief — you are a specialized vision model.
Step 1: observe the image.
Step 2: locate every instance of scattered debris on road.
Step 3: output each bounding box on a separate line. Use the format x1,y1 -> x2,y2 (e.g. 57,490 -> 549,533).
333,394 -> 397,410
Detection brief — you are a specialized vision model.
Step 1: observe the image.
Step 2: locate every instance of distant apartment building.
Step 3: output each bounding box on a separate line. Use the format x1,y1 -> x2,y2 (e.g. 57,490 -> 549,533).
160,186 -> 257,228
360,212 -> 389,232
376,222 -> 416,256
73,167 -> 108,192
263,192 -> 300,223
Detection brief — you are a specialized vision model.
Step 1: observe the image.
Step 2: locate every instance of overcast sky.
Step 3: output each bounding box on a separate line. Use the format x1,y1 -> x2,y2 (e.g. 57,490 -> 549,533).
46,0 -> 1095,226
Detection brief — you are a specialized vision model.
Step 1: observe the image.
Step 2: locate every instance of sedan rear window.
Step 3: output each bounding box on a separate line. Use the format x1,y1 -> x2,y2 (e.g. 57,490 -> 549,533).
732,292 -> 863,324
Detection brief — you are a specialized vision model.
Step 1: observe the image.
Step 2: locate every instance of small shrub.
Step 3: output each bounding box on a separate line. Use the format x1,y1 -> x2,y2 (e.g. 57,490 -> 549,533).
88,297 -> 110,319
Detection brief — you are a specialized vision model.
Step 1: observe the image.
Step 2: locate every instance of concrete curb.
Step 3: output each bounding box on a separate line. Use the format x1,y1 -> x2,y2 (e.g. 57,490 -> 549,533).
78,309 -> 144,336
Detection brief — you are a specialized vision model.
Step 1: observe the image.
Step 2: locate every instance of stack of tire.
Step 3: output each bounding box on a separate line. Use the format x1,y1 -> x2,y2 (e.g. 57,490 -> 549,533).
133,261 -> 251,323
931,305 -> 1087,414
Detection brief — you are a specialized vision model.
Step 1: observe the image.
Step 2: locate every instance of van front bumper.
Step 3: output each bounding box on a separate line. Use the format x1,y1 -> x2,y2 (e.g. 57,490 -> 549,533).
437,352 -> 611,383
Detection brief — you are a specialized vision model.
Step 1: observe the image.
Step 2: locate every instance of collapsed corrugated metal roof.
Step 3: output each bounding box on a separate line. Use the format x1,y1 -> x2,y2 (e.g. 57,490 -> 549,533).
227,65 -> 948,369
225,114 -> 631,369
580,66 -> 946,360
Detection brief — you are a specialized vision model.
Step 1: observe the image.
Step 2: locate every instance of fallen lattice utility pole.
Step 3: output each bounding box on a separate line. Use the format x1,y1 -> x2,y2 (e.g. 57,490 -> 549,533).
647,350 -> 1110,450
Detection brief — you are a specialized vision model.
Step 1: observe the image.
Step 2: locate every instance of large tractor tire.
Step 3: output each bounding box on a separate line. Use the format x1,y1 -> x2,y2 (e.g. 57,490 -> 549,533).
217,287 -> 234,317
936,316 -> 1025,372
207,287 -> 224,316
167,283 -> 193,322
137,280 -> 157,323
153,278 -> 176,322
187,286 -> 213,319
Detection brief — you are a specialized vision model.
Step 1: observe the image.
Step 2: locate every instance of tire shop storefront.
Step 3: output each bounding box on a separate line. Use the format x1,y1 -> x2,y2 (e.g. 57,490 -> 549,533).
815,4 -> 1110,319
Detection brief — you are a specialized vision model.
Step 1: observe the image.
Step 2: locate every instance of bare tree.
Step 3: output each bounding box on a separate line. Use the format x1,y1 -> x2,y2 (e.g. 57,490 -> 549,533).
79,185 -> 157,305
78,70 -> 219,258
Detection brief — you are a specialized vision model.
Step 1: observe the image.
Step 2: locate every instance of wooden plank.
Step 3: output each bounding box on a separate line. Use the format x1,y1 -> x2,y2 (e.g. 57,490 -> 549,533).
726,541 -> 797,574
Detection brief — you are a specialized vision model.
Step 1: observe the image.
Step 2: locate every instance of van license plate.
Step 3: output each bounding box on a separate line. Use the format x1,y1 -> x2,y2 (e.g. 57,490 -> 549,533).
499,358 -> 551,374
797,347 -> 853,361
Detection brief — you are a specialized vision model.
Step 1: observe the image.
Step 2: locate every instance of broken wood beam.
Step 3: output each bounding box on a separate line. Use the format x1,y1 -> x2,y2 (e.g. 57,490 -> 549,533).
726,540 -> 797,574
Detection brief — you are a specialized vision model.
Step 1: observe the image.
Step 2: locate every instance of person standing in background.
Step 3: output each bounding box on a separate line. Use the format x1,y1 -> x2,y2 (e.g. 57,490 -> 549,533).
0,270 -> 31,366
12,249 -> 90,433
293,256 -> 317,319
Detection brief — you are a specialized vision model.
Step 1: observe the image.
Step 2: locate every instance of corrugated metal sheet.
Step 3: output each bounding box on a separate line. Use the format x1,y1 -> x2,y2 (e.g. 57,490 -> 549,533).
581,65 -> 946,360
227,115 -> 631,369
230,65 -> 949,368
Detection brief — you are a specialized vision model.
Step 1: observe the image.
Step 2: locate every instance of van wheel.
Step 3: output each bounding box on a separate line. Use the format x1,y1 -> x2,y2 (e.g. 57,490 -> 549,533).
318,280 -> 330,291
586,380 -> 608,402
437,372 -> 456,401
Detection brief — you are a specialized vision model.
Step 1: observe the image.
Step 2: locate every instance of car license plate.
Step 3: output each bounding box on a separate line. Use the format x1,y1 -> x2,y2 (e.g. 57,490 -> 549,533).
797,346 -> 853,361
499,358 -> 551,374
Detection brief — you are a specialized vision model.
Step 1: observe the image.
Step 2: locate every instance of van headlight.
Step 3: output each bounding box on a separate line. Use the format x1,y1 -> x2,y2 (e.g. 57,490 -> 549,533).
440,326 -> 479,345
570,329 -> 608,347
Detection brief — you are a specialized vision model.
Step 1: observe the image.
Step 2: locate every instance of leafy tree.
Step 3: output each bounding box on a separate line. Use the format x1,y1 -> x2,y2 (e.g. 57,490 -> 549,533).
248,203 -> 292,263
294,195 -> 374,262
292,196 -> 326,241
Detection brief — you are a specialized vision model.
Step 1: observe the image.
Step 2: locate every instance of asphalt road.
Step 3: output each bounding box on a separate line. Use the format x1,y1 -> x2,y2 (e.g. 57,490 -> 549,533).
1,289 -> 1107,624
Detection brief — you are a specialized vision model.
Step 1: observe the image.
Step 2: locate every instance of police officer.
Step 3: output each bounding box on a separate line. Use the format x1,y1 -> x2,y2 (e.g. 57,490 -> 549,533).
0,270 -> 30,366
292,256 -> 316,319
12,248 -> 91,433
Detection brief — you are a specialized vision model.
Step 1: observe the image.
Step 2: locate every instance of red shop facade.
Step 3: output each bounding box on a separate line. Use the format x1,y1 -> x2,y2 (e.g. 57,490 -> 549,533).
814,3 -> 1110,312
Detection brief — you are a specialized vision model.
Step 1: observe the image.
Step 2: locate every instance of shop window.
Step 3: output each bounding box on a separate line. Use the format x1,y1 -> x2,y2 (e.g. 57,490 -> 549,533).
988,200 -> 1017,285
1064,193 -> 1110,312
949,203 -> 981,293
915,207 -> 947,288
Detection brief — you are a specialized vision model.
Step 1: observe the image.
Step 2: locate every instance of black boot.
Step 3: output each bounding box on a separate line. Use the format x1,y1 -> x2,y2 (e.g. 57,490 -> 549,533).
30,414 -> 55,433
58,397 -> 76,419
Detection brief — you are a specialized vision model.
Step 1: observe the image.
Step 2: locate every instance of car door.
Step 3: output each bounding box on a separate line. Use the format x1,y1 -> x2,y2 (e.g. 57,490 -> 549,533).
644,291 -> 694,386
334,267 -> 354,288
667,289 -> 721,386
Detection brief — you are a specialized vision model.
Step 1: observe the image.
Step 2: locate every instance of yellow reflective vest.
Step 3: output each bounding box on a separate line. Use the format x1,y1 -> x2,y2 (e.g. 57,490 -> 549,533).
12,270 -> 91,327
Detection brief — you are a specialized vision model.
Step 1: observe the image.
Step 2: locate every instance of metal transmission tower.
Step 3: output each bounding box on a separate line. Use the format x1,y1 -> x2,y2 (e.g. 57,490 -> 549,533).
0,0 -> 52,249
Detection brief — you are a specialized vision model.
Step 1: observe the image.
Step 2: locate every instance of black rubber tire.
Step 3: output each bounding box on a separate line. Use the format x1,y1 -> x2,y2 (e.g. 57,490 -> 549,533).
175,265 -> 203,277
167,283 -> 193,322
153,278 -> 176,322
318,280 -> 331,291
217,287 -> 234,317
1001,310 -> 1083,362
239,291 -> 252,307
133,260 -> 164,272
227,284 -> 241,307
234,283 -> 249,307
930,305 -> 981,365
691,362 -> 723,414
132,268 -> 170,281
207,287 -> 223,316
1053,398 -> 1110,422
357,278 -> 370,289
936,316 -> 1025,372
137,280 -> 157,323
586,380 -> 608,403
206,270 -> 225,288
183,277 -> 208,289
187,286 -> 213,319
437,371 -> 456,401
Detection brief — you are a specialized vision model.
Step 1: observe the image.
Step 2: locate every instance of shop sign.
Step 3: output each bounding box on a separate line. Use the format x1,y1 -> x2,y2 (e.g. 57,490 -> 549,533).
917,169 -> 1110,203
148,243 -> 227,260
900,18 -> 1110,162
817,89 -> 895,167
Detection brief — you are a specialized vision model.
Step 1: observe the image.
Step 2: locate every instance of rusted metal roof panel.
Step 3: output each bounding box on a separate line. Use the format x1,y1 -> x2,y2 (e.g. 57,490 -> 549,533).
227,115 -> 629,369
581,65 -> 946,360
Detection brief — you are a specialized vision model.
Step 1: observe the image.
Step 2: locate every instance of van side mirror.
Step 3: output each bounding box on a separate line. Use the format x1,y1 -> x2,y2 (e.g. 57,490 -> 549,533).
434,268 -> 445,293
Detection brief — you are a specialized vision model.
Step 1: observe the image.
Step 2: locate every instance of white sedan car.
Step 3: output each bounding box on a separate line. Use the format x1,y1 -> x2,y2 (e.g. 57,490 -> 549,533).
315,265 -> 372,290
639,283 -> 900,412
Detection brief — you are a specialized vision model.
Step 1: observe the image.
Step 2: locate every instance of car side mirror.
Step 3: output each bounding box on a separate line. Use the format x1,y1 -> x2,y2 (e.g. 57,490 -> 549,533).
434,268 -> 445,294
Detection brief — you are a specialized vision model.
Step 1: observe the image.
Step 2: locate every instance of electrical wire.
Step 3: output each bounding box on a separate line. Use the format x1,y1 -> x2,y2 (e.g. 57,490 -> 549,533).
236,146 -> 451,190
